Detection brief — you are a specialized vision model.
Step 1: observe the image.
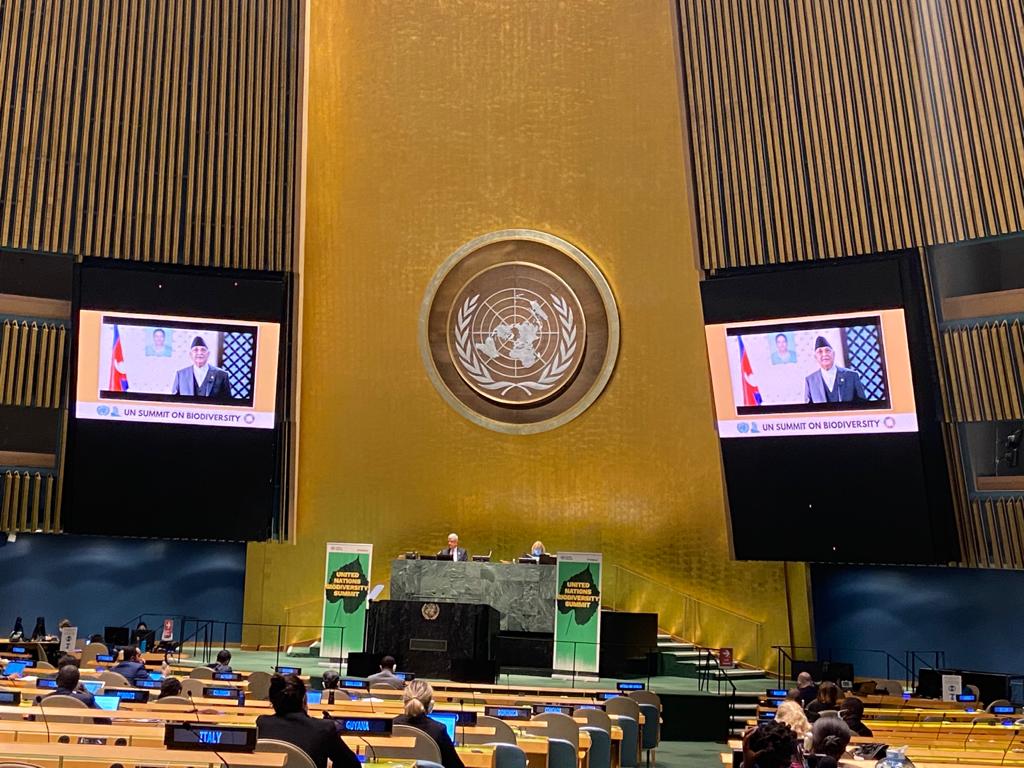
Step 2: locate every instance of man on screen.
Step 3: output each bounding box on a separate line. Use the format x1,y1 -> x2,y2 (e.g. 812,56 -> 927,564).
804,336 -> 867,404
171,336 -> 232,399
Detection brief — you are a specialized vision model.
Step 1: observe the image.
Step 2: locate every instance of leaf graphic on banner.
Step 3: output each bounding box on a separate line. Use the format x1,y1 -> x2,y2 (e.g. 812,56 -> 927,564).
557,565 -> 600,626
324,557 -> 369,613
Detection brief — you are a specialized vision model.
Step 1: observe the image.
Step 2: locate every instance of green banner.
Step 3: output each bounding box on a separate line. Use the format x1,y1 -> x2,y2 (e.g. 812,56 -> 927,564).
552,552 -> 602,676
321,542 -> 373,659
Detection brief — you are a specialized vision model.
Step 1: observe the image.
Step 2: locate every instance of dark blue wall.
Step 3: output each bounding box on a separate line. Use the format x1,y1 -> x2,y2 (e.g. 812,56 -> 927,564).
0,534 -> 245,641
812,564 -> 1024,678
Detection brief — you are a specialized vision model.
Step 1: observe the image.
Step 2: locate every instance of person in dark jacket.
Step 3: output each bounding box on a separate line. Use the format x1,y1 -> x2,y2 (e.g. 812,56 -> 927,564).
52,665 -> 98,708
209,649 -> 233,674
796,672 -> 818,706
805,681 -> 840,720
839,696 -> 873,737
393,679 -> 464,768
109,645 -> 149,684
255,674 -> 359,768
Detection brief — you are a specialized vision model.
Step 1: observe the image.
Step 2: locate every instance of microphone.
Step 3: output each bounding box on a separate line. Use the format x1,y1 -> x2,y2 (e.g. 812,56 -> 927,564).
186,692 -> 230,768
34,694 -> 52,745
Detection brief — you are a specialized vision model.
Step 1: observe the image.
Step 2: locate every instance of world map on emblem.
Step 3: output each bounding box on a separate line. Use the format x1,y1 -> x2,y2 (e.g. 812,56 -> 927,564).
449,263 -> 587,404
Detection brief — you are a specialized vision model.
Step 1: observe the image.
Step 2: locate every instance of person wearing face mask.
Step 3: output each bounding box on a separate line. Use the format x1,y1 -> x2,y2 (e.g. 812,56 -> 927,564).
521,541 -> 555,562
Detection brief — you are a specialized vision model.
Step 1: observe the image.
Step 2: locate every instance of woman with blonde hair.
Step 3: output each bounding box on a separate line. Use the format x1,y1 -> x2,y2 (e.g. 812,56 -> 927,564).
774,700 -> 811,737
393,679 -> 464,768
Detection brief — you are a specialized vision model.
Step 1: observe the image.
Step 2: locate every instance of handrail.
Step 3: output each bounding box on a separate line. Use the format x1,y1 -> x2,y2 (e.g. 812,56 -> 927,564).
773,645 -> 944,689
606,564 -> 766,666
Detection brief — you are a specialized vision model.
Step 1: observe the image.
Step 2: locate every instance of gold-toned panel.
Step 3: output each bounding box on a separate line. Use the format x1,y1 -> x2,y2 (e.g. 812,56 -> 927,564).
965,497 -> 1024,570
244,0 -> 812,669
941,321 -> 1024,423
0,321 -> 65,409
0,470 -> 57,534
0,0 -> 300,270
680,0 -> 1024,269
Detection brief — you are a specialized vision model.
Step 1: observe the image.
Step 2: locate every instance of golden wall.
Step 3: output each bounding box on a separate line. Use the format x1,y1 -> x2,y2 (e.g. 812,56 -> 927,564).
244,0 -> 812,668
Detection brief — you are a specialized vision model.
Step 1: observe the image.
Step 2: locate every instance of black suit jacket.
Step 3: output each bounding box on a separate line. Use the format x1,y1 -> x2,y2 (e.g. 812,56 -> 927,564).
255,711 -> 359,768
393,713 -> 465,768
109,660 -> 149,684
436,547 -> 468,562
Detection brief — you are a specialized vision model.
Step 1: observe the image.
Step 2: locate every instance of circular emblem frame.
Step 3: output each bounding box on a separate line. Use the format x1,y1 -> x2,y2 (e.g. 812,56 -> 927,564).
420,230 -> 619,434
421,602 -> 440,621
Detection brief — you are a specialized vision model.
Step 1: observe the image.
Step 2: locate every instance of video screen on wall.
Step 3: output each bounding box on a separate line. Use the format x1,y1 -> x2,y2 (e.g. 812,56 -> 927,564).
705,309 -> 918,437
700,253 -> 956,565
75,311 -> 279,428
63,260 -> 290,540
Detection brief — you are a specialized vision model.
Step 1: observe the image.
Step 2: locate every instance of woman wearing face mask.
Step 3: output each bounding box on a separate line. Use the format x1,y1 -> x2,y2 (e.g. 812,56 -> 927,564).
524,541 -> 548,560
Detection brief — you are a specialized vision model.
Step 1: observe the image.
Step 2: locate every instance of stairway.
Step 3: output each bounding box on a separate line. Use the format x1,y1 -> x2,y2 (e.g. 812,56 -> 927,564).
656,632 -> 769,681
728,691 -> 762,736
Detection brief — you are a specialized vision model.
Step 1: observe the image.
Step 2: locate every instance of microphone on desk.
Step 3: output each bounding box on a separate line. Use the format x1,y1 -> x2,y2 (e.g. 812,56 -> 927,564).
187,692 -> 230,768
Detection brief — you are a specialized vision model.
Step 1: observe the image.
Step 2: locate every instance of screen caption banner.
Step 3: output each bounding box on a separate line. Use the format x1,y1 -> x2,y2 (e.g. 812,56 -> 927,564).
552,552 -> 602,677
719,412 -> 918,438
76,401 -> 274,429
321,542 -> 373,659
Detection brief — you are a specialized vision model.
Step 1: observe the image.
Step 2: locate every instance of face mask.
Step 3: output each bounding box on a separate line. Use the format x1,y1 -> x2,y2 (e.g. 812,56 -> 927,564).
532,548 -> 542,556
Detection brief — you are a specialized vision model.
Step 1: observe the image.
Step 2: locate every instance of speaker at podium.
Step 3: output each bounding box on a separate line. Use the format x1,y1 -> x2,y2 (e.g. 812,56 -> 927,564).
365,600 -> 499,683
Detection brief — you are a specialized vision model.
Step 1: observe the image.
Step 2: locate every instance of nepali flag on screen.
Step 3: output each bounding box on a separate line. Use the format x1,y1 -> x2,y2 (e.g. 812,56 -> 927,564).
739,336 -> 761,406
108,324 -> 128,391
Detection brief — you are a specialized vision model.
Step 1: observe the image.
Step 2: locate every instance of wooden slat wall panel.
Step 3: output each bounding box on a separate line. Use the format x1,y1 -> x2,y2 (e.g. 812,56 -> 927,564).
679,0 -> 1024,270
963,498 -> 1024,569
0,470 -> 54,534
941,320 -> 1024,422
0,0 -> 300,270
0,320 -> 64,408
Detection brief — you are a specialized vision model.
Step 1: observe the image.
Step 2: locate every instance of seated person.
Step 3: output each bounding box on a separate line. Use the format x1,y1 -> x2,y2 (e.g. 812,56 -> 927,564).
367,656 -> 404,690
57,653 -> 79,669
774,700 -> 811,738
319,669 -> 341,703
805,681 -> 840,720
109,645 -> 149,684
523,540 -> 548,560
806,717 -> 851,768
52,664 -> 99,709
209,649 -> 233,674
839,696 -> 872,737
255,674 -> 359,768
393,679 -> 464,768
158,678 -> 183,700
795,671 -> 818,706
740,720 -> 798,768
436,533 -> 468,562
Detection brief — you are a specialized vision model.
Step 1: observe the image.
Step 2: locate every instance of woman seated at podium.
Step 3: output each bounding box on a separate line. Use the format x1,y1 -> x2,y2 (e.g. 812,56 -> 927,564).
394,680 -> 464,768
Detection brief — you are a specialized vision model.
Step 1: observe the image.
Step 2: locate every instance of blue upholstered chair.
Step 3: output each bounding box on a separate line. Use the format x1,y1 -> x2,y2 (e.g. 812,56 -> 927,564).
486,742 -> 527,768
582,725 -> 612,768
547,737 -> 578,768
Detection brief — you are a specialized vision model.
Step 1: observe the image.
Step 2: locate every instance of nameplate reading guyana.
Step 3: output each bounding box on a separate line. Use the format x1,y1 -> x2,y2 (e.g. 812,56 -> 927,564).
420,230 -> 619,434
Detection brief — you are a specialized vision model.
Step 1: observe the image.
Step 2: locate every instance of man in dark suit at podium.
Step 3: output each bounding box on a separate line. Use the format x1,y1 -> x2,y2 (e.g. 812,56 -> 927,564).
437,532 -> 468,561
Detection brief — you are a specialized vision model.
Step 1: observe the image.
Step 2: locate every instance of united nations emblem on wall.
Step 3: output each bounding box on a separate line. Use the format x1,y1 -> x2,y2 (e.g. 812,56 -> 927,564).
421,602 -> 440,621
421,230 -> 619,433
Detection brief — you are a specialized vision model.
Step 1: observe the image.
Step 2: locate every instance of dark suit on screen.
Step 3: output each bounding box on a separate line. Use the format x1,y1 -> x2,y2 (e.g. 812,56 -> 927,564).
171,366 -> 232,399
804,366 -> 867,404
255,711 -> 359,768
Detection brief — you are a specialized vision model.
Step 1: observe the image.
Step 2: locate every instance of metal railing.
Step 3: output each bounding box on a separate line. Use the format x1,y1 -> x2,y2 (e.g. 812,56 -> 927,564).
773,645 -> 945,689
605,564 -> 767,666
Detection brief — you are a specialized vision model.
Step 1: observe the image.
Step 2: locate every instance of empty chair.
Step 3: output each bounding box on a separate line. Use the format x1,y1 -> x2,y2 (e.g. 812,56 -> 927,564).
372,724 -> 442,763
582,726 -> 611,768
547,737 -> 577,768
471,715 -> 517,745
33,661 -> 55,671
487,742 -> 527,768
575,707 -> 613,733
614,714 -> 640,768
180,679 -> 206,698
628,690 -> 662,710
987,699 -> 1014,712
528,712 -> 579,750
39,695 -> 88,709
98,671 -> 130,687
248,670 -> 272,700
965,684 -> 981,700
189,666 -> 214,680
605,695 -> 642,723
255,738 -> 317,768
156,695 -> 191,706
80,643 -> 109,666
878,679 -> 904,696
638,702 -> 660,767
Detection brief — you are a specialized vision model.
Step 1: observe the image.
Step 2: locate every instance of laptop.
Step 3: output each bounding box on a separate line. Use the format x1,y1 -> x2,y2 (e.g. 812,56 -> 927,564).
3,661 -> 27,677
428,711 -> 460,746
307,690 -> 323,705
82,681 -> 105,695
94,695 -> 121,711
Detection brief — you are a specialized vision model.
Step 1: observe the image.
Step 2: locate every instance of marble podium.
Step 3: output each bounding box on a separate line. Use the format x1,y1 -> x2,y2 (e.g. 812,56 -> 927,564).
389,559 -> 556,632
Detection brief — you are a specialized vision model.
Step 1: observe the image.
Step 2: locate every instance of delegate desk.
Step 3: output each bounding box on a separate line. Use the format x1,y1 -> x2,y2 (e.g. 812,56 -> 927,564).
391,558 -> 555,632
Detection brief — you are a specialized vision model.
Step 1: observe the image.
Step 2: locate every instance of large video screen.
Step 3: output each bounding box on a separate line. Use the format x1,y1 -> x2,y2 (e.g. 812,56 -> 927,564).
75,311 -> 279,428
63,260 -> 290,540
705,309 -> 918,437
700,253 -> 956,565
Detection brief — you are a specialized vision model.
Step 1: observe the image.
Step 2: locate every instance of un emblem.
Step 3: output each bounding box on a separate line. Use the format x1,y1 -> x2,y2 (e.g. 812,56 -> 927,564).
421,602 -> 440,621
421,230 -> 619,433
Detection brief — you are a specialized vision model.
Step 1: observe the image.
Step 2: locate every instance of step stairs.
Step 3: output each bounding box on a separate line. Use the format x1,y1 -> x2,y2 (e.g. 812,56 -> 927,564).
728,692 -> 762,736
656,631 -> 769,681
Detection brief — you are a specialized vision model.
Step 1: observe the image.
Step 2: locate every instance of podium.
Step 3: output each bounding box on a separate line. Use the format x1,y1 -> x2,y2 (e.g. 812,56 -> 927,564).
365,600 -> 499,682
